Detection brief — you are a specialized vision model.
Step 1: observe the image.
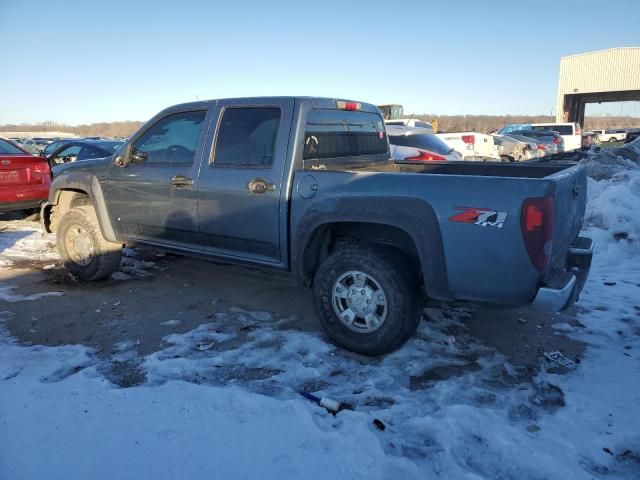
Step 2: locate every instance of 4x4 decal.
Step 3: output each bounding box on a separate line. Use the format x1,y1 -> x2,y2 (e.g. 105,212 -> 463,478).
449,207 -> 507,229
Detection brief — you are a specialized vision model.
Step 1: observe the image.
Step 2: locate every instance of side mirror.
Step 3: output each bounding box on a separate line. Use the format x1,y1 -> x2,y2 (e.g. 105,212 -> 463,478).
129,149 -> 147,164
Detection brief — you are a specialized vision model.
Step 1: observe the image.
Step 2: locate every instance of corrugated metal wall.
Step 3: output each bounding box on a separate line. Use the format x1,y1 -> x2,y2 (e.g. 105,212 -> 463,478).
556,48 -> 640,122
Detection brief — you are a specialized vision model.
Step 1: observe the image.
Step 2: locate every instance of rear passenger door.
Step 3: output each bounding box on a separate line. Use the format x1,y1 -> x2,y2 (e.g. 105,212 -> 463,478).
197,99 -> 294,265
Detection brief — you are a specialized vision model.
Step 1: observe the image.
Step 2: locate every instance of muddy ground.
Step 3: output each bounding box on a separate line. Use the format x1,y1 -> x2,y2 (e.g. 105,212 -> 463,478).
0,214 -> 584,387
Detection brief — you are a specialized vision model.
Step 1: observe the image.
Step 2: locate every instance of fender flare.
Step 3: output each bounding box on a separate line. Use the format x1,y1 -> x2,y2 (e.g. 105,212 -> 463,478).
47,171 -> 118,243
292,196 -> 451,300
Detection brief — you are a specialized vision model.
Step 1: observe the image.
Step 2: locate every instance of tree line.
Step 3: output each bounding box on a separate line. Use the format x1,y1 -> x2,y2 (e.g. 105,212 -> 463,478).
1,114 -> 638,137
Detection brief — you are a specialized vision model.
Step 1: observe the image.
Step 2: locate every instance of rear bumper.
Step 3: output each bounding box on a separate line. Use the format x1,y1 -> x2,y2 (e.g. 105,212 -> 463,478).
532,236 -> 593,311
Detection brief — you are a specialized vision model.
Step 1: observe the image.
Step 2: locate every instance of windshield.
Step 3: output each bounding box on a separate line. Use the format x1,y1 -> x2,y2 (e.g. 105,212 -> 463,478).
389,132 -> 452,154
95,141 -> 124,151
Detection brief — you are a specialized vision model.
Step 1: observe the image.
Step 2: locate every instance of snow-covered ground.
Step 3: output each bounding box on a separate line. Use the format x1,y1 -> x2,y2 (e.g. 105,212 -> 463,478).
1,143 -> 640,479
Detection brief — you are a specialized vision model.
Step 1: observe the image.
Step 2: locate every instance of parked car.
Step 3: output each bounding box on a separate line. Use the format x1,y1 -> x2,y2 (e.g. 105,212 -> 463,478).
19,138 -> 41,154
387,125 -> 462,162
435,132 -> 497,160
42,97 -> 593,356
43,138 -> 83,157
0,137 -> 51,216
492,134 -> 538,161
500,129 -> 563,154
47,140 -> 124,167
385,118 -> 434,132
591,129 -> 627,143
500,122 -> 583,151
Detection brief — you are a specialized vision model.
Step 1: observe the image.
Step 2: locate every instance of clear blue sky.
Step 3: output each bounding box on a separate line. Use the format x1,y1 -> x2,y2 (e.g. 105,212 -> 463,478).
1,0 -> 639,124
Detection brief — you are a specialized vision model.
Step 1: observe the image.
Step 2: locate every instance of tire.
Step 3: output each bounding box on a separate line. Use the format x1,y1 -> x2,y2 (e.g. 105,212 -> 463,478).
56,205 -> 122,281
312,242 -> 422,356
609,137 -> 617,143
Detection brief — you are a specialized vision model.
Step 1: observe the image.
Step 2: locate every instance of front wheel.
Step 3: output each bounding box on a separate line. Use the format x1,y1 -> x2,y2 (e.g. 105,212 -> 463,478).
56,205 -> 122,281
609,137 -> 617,143
312,243 -> 422,356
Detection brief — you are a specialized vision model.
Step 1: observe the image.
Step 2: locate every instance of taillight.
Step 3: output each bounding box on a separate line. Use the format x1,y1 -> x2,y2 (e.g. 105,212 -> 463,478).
521,197 -> 554,271
553,137 -> 561,144
461,135 -> 475,145
537,144 -> 546,150
29,161 -> 51,183
336,100 -> 360,111
405,150 -> 446,161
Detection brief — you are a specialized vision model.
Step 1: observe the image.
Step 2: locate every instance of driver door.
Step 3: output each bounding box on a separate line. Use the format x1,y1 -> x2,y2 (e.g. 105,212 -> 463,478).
104,109 -> 209,250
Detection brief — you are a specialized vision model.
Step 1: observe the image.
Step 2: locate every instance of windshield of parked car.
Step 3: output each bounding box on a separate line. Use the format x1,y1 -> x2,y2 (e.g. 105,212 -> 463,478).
389,132 -> 452,154
0,138 -> 28,154
531,124 -> 573,135
94,141 -> 124,152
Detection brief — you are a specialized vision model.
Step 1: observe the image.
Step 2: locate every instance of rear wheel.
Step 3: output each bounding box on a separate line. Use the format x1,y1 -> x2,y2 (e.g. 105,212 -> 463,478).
56,205 -> 122,281
312,242 -> 422,356
609,137 -> 618,143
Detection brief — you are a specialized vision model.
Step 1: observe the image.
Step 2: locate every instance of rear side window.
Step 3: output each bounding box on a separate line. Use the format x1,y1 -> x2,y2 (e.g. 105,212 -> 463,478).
213,108 -> 281,166
303,109 -> 386,160
388,133 -> 451,154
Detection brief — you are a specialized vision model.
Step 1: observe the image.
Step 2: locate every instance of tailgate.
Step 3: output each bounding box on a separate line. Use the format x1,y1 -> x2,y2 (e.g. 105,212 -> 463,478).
548,164 -> 587,268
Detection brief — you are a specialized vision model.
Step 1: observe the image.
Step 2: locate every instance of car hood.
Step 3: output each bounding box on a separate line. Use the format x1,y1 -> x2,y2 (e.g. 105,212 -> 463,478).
52,156 -> 113,177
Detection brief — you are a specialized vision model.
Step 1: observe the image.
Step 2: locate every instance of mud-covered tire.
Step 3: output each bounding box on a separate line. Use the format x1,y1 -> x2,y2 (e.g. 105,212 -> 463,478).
312,242 -> 422,356
56,205 -> 122,281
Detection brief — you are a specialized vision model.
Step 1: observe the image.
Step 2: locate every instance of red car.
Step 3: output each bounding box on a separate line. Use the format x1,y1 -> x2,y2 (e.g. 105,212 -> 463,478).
0,137 -> 51,216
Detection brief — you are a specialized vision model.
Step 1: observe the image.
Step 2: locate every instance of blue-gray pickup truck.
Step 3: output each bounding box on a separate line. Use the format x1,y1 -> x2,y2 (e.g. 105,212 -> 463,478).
42,97 -> 593,355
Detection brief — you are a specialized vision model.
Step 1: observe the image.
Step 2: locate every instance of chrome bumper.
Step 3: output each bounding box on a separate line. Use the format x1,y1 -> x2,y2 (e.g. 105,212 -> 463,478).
532,236 -> 593,311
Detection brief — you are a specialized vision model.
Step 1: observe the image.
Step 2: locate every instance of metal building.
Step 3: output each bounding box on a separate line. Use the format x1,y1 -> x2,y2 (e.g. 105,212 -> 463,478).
556,47 -> 640,124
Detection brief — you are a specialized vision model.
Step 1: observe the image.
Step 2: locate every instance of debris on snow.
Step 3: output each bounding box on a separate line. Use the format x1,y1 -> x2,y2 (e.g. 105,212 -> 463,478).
543,351 -> 577,369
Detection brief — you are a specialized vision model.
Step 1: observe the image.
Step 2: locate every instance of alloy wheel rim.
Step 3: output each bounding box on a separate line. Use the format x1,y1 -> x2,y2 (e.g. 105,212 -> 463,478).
331,270 -> 388,333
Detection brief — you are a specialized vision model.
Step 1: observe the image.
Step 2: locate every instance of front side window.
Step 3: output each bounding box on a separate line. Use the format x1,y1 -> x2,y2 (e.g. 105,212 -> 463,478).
213,107 -> 281,166
131,110 -> 206,164
303,109 -> 386,160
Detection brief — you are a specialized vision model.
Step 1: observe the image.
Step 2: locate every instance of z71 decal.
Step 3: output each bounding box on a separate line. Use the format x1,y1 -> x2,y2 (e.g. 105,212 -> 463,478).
449,207 -> 508,229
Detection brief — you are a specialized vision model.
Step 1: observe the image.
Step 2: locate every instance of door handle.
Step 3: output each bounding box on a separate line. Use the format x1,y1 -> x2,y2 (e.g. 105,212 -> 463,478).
247,178 -> 275,194
170,175 -> 194,187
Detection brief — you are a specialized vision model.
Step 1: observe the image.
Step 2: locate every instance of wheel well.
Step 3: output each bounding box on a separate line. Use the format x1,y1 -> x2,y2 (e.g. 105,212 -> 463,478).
301,222 -> 421,284
48,189 -> 92,232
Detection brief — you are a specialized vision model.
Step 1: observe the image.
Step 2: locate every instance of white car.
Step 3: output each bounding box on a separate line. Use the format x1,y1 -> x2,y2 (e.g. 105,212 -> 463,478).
386,125 -> 462,162
434,132 -> 497,161
592,129 -> 627,143
384,118 -> 434,132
